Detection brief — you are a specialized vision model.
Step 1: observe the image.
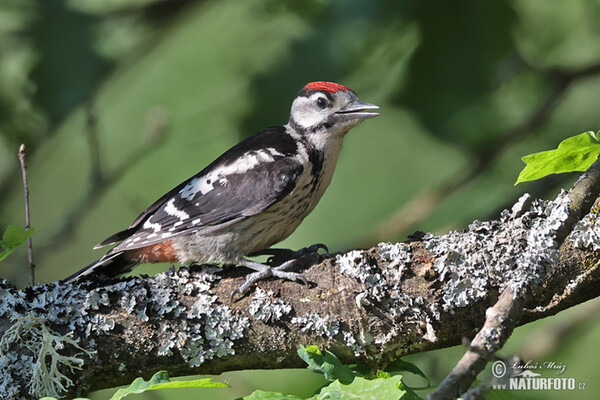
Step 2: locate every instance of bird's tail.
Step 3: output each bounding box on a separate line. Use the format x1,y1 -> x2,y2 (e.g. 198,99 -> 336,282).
62,252 -> 136,283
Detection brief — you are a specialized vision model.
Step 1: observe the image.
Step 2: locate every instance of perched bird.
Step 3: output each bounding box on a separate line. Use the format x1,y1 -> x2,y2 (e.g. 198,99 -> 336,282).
64,81 -> 379,295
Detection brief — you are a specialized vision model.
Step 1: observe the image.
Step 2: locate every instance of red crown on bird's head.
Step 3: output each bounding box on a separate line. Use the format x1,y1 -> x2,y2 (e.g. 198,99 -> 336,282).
304,81 -> 350,93
298,81 -> 353,97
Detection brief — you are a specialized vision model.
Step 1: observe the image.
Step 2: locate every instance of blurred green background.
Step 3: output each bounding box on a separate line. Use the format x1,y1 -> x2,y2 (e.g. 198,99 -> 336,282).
1,0 -> 599,398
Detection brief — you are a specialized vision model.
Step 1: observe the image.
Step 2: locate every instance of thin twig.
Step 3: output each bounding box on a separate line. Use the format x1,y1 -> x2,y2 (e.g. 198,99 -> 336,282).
18,144 -> 35,286
519,297 -> 600,361
36,107 -> 169,258
428,155 -> 600,400
429,288 -> 523,400
85,100 -> 104,187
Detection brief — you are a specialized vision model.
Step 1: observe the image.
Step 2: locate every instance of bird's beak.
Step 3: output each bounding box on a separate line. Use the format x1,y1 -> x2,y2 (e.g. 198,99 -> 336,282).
336,101 -> 380,120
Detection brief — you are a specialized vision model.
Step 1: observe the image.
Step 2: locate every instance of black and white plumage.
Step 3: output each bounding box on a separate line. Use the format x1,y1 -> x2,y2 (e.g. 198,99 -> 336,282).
64,81 -> 379,294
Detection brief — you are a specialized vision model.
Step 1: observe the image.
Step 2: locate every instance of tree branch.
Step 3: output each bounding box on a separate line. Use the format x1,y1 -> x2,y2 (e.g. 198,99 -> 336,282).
1,172 -> 600,399
429,156 -> 600,400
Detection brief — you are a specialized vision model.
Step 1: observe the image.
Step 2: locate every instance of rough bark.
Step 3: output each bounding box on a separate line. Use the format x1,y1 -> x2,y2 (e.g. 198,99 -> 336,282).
2,173 -> 600,399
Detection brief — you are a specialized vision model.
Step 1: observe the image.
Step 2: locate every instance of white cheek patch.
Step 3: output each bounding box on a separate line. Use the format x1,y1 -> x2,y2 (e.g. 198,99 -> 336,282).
290,95 -> 330,129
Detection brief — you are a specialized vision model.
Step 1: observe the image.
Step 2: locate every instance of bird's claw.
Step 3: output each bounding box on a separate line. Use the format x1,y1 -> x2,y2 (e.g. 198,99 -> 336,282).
230,263 -> 308,299
230,244 -> 326,299
261,243 -> 328,266
301,243 -> 329,256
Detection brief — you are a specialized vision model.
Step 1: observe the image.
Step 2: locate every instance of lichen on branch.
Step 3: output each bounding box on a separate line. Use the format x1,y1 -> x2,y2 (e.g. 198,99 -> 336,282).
1,184 -> 600,398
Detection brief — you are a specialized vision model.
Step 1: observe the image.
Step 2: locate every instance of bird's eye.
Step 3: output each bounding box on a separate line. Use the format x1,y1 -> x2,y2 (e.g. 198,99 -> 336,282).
316,97 -> 328,109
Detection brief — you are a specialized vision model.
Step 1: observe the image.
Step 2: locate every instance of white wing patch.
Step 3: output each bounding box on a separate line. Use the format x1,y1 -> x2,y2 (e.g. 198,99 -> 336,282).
266,147 -> 284,157
142,219 -> 162,232
177,149 -> 281,200
165,198 -> 190,220
180,176 -> 214,200
219,149 -> 276,175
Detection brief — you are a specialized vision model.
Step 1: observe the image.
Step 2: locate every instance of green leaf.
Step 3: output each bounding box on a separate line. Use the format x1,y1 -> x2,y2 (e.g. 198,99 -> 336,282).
39,398 -> 89,400
0,225 -> 34,262
109,371 -> 227,400
313,376 -> 405,400
399,386 -> 424,400
385,359 -> 430,386
348,363 -> 373,378
376,370 -> 391,379
515,131 -> 600,185
240,390 -> 304,400
298,345 -> 355,384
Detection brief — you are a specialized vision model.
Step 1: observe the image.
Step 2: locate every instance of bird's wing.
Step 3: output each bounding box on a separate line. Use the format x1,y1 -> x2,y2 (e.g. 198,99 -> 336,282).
98,126 -> 305,252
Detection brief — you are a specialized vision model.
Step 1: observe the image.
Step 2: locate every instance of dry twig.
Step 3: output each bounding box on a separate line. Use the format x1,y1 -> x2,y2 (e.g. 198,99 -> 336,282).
429,155 -> 600,400
17,144 -> 35,286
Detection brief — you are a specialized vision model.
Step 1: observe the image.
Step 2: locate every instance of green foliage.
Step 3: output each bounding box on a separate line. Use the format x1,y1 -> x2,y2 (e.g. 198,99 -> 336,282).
240,390 -> 304,400
384,359 -> 430,388
108,371 -> 227,400
40,398 -> 89,400
240,376 -> 406,400
0,225 -> 34,262
314,376 -> 404,400
515,131 -> 600,185
297,345 -> 355,384
38,371 -> 227,400
238,346 -> 425,400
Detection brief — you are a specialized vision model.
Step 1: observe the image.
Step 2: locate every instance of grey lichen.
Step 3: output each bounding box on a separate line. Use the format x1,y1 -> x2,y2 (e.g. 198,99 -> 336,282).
336,244 -> 412,305
335,250 -> 387,303
330,192 -> 577,351
569,210 -> 600,250
379,242 -> 411,270
248,288 -> 292,323
423,193 -> 566,311
335,243 -> 433,346
0,280 -> 26,319
291,313 -> 340,339
0,315 -> 94,399
0,265 -> 254,398
149,273 -> 184,316
85,315 -> 115,336
342,331 -> 365,357
480,326 -> 503,352
84,289 -> 110,310
113,267 -> 250,367
181,292 -> 249,366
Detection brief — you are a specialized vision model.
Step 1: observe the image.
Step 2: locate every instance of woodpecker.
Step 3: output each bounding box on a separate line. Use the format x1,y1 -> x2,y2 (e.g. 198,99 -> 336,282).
64,81 -> 379,295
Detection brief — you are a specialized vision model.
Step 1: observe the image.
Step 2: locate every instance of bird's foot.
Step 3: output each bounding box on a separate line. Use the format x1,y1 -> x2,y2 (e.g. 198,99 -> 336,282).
231,244 -> 328,299
231,261 -> 309,298
251,243 -> 329,266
